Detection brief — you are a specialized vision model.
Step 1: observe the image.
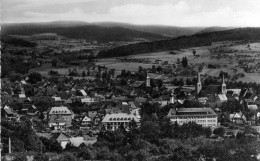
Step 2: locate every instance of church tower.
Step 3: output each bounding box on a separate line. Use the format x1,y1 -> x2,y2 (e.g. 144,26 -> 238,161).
146,73 -> 150,87
170,90 -> 175,104
195,71 -> 202,95
221,74 -> 227,94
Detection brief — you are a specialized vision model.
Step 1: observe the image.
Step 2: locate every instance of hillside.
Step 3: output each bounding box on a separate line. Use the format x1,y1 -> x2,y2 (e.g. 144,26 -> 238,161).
94,22 -> 205,37
97,27 -> 260,58
1,22 -> 169,42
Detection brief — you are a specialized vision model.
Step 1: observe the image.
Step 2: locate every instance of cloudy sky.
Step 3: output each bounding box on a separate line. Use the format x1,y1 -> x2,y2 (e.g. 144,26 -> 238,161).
2,0 -> 260,27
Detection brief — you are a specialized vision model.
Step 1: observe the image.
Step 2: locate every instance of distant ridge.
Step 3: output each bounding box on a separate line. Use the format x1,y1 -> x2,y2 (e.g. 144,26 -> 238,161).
1,21 -> 232,42
1,22 -> 169,42
97,27 -> 260,58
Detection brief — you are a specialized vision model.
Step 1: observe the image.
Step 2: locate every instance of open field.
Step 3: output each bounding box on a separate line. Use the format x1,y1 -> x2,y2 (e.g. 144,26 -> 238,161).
97,41 -> 260,83
29,41 -> 260,83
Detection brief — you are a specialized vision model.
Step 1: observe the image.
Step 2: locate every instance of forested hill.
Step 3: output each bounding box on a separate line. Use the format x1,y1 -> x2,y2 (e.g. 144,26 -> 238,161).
97,27 -> 260,58
1,23 -> 169,42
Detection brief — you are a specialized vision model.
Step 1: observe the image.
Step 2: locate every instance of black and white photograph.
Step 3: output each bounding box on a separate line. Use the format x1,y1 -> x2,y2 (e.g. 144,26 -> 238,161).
1,0 -> 260,160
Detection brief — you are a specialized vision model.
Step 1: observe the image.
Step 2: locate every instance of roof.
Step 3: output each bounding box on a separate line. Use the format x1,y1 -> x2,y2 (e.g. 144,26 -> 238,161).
168,107 -> 217,116
80,90 -> 87,96
82,116 -> 91,122
19,94 -> 26,98
52,133 -> 70,142
49,115 -> 66,123
52,97 -> 61,101
218,94 -> 228,101
248,105 -> 258,111
3,106 -> 15,115
226,89 -> 241,95
81,97 -> 95,102
102,113 -> 139,123
203,85 -> 221,94
49,106 -> 72,115
230,113 -> 246,120
70,137 -> 85,147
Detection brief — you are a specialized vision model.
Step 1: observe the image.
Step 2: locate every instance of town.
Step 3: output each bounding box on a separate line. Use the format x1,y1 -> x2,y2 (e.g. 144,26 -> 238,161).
1,32 -> 260,160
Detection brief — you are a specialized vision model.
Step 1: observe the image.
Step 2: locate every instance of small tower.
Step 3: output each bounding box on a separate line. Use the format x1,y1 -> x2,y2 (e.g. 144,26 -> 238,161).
146,73 -> 150,87
195,71 -> 202,95
170,90 -> 175,104
221,74 -> 227,94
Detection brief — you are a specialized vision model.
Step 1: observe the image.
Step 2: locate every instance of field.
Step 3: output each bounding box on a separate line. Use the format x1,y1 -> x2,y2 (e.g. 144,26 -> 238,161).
30,41 -> 260,83
97,42 -> 260,83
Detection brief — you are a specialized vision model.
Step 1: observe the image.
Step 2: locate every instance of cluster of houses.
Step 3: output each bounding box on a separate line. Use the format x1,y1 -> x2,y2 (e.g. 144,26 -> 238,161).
2,69 -> 260,151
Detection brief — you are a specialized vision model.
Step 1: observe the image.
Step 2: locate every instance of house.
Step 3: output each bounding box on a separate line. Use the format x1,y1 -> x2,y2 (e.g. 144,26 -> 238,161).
81,116 -> 92,127
102,113 -> 140,131
49,106 -> 74,125
69,137 -> 85,147
229,112 -> 246,124
251,126 -> 260,134
167,108 -> 218,127
51,133 -> 70,149
49,115 -> 67,130
81,97 -> 96,104
2,105 -> 16,119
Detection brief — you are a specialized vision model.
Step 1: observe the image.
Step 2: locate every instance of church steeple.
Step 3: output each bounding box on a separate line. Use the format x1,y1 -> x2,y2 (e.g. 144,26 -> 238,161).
196,70 -> 202,95
221,74 -> 226,94
146,72 -> 150,87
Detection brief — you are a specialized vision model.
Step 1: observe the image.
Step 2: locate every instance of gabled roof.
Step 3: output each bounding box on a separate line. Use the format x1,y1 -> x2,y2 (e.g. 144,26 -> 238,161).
82,116 -> 91,122
102,113 -> 139,123
52,133 -> 70,142
52,96 -> 61,101
218,94 -> 228,101
49,106 -> 72,115
248,105 -> 258,111
49,115 -> 66,124
70,137 -> 85,147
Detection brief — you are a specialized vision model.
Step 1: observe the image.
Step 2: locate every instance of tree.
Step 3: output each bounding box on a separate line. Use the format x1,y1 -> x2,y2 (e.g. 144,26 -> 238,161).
33,153 -> 49,161
181,57 -> 188,68
213,127 -> 225,137
192,49 -> 196,56
28,72 -> 42,84
77,147 -> 95,160
87,69 -> 90,76
157,79 -> 163,89
178,78 -> 184,86
51,59 -> 58,67
186,78 -> 192,85
157,66 -> 162,73
82,71 -> 86,77
121,69 -> 127,77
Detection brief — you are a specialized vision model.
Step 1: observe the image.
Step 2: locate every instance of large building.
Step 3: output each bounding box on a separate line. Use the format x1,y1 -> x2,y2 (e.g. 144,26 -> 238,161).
167,108 -> 218,127
49,106 -> 74,125
102,113 -> 140,131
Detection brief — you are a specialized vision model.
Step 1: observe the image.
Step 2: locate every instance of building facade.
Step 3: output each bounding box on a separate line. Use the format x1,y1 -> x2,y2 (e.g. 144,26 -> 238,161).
49,106 -> 74,125
167,108 -> 218,127
102,113 -> 140,131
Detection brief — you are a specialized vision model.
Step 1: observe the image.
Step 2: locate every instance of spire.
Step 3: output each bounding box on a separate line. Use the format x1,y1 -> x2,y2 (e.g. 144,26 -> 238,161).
9,137 -> 11,154
196,70 -> 202,95
221,73 -> 226,94
222,73 -> 225,84
197,70 -> 201,83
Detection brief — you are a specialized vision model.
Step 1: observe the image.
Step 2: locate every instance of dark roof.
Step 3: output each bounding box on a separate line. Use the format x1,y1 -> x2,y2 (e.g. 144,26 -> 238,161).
49,115 -> 66,124
203,85 -> 221,94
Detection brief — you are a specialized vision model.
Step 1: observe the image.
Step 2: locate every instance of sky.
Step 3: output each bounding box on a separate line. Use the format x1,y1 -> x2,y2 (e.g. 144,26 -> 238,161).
1,0 -> 260,27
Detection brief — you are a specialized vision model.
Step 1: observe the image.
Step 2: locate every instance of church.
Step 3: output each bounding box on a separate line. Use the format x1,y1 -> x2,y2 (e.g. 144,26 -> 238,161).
196,71 -> 227,97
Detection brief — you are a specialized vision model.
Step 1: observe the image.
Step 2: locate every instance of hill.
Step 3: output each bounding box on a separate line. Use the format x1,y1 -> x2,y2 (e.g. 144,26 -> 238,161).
94,22 -> 232,37
97,27 -> 260,58
1,35 -> 37,47
1,22 -> 169,42
94,22 -> 205,37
